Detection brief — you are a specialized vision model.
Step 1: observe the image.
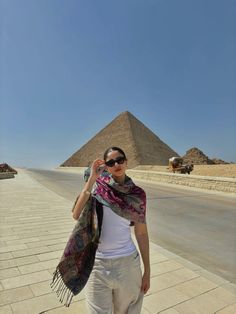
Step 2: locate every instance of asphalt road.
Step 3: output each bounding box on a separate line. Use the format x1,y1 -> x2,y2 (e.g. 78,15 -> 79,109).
27,169 -> 236,284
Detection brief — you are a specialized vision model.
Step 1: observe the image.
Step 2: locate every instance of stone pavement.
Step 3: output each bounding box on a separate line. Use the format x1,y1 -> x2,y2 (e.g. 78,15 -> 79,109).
0,170 -> 236,314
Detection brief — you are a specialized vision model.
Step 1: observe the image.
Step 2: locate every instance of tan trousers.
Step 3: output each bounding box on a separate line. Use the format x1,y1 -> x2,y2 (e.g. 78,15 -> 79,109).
85,251 -> 143,314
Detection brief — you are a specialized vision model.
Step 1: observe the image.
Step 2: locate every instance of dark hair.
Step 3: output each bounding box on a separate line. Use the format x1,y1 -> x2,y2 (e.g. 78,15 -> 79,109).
103,147 -> 127,161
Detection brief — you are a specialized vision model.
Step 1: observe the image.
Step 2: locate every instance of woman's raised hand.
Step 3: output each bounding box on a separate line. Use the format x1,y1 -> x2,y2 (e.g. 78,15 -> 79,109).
90,159 -> 106,179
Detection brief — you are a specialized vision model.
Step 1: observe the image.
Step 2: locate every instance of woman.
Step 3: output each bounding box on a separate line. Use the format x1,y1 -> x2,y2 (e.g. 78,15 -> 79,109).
72,147 -> 150,313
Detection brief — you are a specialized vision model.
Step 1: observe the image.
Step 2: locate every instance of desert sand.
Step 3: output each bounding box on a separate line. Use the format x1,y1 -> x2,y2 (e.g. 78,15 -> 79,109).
135,164 -> 236,178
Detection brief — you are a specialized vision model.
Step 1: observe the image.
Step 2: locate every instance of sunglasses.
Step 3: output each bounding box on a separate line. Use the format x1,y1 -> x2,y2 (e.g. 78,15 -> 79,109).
105,156 -> 126,167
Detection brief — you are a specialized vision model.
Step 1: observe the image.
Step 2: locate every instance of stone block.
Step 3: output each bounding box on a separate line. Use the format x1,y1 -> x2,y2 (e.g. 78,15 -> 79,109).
12,246 -> 51,258
217,303 -> 236,313
30,280 -> 52,297
0,286 -> 33,306
151,260 -> 183,277
174,287 -> 236,314
44,299 -> 87,313
6,238 -> 39,246
143,286 -> 189,313
174,276 -> 218,298
147,268 -> 199,295
160,309 -> 181,314
1,270 -> 51,289
150,253 -> 168,264
0,244 -> 27,254
47,243 -> 67,251
36,250 -> 62,262
10,292 -> 61,314
18,259 -> 58,274
26,237 -> 67,249
0,304 -> 12,314
0,256 -> 39,270
0,268 -> 20,280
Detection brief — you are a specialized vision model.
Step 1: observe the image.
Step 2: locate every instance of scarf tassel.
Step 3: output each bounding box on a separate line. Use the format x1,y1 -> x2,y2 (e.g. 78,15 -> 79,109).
50,268 -> 74,307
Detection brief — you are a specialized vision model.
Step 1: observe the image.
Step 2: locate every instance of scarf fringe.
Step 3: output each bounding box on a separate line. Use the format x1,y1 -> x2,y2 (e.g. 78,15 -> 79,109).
50,268 -> 74,307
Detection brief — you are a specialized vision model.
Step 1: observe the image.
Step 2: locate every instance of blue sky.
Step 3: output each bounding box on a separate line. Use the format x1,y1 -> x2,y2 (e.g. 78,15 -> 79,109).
1,0 -> 235,168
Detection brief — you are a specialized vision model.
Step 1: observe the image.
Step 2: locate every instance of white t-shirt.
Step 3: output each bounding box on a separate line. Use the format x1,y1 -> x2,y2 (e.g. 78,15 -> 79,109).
96,205 -> 136,258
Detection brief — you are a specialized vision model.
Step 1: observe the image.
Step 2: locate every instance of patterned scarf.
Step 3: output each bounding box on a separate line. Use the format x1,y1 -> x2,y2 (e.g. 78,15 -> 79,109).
94,175 -> 146,223
50,175 -> 146,307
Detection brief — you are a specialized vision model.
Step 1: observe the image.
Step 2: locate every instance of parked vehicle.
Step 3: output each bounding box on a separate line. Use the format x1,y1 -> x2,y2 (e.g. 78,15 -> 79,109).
168,157 -> 194,174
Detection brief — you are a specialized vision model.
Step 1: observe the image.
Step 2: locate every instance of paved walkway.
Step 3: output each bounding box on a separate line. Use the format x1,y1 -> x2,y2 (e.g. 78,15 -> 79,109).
0,170 -> 235,314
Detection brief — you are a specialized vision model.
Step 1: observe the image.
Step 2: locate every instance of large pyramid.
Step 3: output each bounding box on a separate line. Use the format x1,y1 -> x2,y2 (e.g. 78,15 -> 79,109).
61,111 -> 179,168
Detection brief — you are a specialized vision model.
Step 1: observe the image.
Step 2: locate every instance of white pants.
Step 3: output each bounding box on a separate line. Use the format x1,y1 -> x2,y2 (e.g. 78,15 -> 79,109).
85,251 -> 143,314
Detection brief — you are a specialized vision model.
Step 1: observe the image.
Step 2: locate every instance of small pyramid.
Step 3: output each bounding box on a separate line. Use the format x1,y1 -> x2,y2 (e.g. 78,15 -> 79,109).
182,147 -> 215,165
61,111 -> 179,168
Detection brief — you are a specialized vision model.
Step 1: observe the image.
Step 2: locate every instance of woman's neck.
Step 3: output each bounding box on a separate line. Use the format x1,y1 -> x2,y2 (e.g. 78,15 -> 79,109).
112,174 -> 126,184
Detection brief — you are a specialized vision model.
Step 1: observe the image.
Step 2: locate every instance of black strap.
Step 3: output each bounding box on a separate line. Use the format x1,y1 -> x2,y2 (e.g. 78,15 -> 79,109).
95,200 -> 103,237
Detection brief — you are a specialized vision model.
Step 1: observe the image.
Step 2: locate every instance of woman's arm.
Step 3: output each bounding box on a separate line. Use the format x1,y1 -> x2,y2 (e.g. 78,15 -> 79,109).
72,176 -> 95,220
72,159 -> 105,220
134,222 -> 150,294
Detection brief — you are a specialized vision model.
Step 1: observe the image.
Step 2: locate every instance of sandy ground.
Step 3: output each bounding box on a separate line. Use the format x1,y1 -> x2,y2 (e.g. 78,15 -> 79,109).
134,164 -> 236,178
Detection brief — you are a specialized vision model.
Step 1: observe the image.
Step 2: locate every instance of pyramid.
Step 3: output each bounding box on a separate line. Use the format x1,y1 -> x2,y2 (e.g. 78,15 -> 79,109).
182,147 -> 215,165
61,111 -> 179,168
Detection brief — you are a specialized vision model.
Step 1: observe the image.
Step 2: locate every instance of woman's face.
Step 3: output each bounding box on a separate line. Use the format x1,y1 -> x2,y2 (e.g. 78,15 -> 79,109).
105,150 -> 127,180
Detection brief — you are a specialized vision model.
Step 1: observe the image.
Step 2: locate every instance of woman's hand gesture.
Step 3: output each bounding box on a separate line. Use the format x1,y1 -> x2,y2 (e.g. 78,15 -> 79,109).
90,159 -> 106,180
